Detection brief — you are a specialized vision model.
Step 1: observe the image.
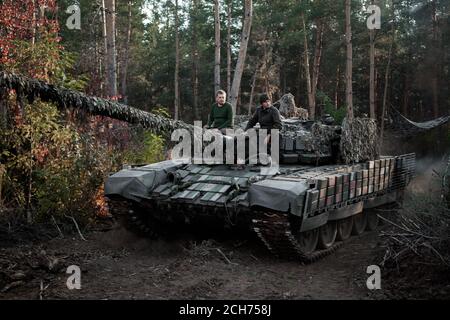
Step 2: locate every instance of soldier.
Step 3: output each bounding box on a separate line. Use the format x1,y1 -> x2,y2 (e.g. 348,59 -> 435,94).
245,94 -> 282,131
207,90 -> 233,130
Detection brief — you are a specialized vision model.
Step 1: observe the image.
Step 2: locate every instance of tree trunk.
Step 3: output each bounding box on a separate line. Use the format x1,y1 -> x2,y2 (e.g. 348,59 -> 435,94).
262,39 -> 271,99
402,73 -> 410,116
431,0 -> 439,117
282,67 -> 286,94
31,0 -> 37,47
229,0 -> 253,125
174,0 -> 180,120
248,69 -> 257,116
297,61 -> 302,107
369,29 -> 376,119
101,0 -> 108,56
312,20 -> 324,97
380,27 -> 395,142
302,14 -> 314,119
334,64 -> 340,109
121,0 -> 132,104
0,164 -> 4,207
101,0 -> 108,95
226,0 -> 232,95
105,0 -> 118,98
94,17 -> 102,95
191,0 -> 200,120
214,0 -> 221,93
345,0 -> 354,121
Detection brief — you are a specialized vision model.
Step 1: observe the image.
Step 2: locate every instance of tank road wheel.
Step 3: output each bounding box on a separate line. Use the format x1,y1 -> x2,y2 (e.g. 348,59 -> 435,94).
336,217 -> 353,241
352,212 -> 367,235
318,221 -> 337,249
366,211 -> 379,231
296,229 -> 319,255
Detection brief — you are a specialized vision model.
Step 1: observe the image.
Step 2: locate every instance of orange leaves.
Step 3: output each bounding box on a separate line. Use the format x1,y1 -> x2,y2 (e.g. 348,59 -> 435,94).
106,95 -> 123,102
33,145 -> 49,164
94,185 -> 110,217
0,0 -> 60,66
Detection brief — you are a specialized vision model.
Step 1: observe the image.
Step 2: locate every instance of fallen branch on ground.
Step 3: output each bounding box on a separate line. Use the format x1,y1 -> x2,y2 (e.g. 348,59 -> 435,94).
64,214 -> 86,241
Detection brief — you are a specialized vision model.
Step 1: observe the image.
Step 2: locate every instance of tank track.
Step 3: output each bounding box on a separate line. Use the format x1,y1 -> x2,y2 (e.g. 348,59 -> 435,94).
106,198 -> 159,238
252,212 -> 344,264
108,197 -> 347,263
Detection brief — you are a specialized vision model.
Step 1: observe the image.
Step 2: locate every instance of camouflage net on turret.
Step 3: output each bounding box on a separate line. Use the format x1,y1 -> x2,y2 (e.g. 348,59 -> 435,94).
309,123 -> 341,155
280,121 -> 340,156
340,117 -> 379,164
272,93 -> 308,120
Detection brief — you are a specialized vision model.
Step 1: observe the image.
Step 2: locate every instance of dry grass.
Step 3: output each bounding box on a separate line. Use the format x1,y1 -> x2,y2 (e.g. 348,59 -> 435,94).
380,172 -> 450,269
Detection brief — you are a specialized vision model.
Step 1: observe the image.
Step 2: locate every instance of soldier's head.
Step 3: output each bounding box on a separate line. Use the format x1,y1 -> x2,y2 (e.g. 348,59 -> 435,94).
260,94 -> 271,109
215,90 -> 227,106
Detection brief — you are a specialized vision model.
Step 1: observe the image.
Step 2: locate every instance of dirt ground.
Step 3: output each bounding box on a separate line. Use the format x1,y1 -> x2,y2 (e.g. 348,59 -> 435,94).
2,215 -> 448,301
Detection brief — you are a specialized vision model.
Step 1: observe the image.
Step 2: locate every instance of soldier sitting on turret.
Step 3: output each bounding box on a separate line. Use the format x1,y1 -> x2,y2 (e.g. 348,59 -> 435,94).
245,93 -> 282,148
245,94 -> 282,131
206,90 -> 233,131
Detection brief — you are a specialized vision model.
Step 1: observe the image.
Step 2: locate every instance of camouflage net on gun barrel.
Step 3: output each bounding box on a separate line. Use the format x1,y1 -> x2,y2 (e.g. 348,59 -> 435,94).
0,71 -> 192,135
340,117 -> 379,164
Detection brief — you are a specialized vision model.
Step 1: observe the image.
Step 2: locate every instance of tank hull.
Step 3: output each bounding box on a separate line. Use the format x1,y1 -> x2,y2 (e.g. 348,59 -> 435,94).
105,154 -> 415,262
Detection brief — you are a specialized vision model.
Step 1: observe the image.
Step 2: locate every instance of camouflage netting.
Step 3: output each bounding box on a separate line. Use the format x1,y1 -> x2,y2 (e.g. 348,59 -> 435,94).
0,72 -> 192,135
234,115 -> 251,129
340,117 -> 379,164
386,107 -> 450,138
310,123 -> 341,155
273,93 -> 308,120
280,120 -> 340,156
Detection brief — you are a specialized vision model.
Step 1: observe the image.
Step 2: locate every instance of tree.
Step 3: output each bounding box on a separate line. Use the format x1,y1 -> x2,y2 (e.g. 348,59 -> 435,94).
229,0 -> 253,123
345,0 -> 354,121
301,13 -> 324,120
214,0 -> 221,93
121,0 -> 133,104
105,0 -> 118,98
52,0 -> 449,126
102,0 -> 108,95
226,0 -> 233,95
380,2 -> 396,141
174,0 -> 180,120
369,0 -> 376,119
302,13 -> 313,118
191,0 -> 200,120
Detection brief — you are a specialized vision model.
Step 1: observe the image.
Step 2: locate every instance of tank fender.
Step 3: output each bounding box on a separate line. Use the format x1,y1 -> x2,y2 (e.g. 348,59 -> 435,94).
105,160 -> 184,201
248,179 -> 309,216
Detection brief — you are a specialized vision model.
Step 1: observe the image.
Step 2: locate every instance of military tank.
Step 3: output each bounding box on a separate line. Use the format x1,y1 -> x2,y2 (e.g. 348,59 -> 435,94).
105,116 -> 416,263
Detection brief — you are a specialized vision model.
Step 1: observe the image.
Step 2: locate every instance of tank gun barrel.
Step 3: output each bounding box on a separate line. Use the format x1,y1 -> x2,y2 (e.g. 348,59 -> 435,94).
0,71 -> 192,135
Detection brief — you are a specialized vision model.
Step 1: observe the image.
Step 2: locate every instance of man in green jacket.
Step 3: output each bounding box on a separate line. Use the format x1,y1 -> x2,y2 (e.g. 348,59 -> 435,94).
207,90 -> 233,129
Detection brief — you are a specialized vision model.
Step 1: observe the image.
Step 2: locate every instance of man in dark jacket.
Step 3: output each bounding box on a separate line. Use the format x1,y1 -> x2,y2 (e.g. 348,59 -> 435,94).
245,94 -> 282,131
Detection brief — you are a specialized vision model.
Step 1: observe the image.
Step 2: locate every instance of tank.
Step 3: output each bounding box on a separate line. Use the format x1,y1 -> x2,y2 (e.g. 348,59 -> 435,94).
104,116 -> 416,263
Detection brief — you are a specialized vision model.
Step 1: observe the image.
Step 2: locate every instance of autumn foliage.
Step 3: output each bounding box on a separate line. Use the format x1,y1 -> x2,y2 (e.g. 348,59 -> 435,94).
0,1 -> 167,225
0,1 -> 111,224
0,0 -> 60,79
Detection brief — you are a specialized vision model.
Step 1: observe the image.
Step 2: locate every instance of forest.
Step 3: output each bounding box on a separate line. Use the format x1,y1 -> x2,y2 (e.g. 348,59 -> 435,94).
0,0 -> 449,301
